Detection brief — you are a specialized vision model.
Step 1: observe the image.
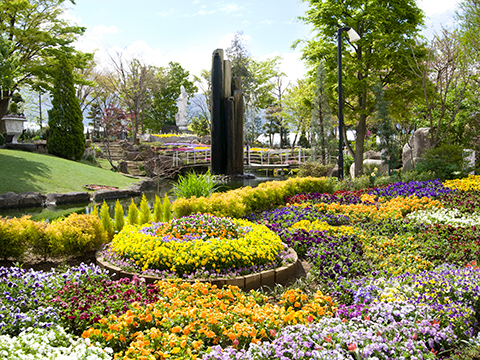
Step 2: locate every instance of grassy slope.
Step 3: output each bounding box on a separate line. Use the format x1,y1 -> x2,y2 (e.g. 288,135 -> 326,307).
0,149 -> 140,194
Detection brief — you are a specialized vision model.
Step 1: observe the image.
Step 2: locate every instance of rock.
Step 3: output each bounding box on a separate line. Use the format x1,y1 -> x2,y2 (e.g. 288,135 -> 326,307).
126,151 -> 142,161
46,192 -> 90,205
350,159 -> 388,178
403,128 -> 431,172
92,189 -> 141,202
117,161 -> 129,174
130,178 -> 156,192
364,150 -> 382,160
0,191 -> 46,209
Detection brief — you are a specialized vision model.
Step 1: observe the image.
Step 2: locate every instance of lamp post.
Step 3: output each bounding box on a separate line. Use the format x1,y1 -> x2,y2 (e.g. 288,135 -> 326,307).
337,26 -> 360,180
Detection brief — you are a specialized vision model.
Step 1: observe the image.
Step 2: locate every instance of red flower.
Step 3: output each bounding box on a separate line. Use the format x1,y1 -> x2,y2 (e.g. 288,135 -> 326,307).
348,343 -> 357,352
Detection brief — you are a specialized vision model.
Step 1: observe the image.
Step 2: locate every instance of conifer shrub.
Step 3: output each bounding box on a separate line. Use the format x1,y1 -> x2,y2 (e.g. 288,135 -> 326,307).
114,200 -> 125,233
127,199 -> 139,225
47,53 -> 85,160
100,201 -> 114,240
138,194 -> 151,225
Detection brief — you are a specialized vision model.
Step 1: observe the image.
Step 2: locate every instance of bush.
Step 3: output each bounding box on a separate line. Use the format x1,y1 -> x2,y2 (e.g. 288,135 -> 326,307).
47,213 -> 107,256
415,144 -> 469,181
172,177 -> 335,218
0,216 -> 31,260
297,162 -> 334,178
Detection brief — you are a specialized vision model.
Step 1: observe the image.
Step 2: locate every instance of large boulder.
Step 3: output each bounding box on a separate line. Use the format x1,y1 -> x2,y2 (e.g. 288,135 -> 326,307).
46,192 -> 90,205
0,191 -> 46,209
92,188 -> 141,202
350,158 -> 388,178
403,128 -> 431,172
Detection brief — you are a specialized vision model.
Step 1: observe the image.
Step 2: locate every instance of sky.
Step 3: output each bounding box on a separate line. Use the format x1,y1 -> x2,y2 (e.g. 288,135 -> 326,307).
66,0 -> 459,83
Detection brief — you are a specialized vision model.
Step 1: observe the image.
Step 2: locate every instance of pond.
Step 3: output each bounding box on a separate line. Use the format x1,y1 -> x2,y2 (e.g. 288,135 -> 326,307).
0,171 -> 290,220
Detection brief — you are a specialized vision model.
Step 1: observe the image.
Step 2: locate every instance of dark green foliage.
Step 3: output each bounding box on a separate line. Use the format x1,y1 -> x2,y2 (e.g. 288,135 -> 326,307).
374,83 -> 401,170
298,162 -> 334,178
189,114 -> 210,136
47,54 -> 85,161
415,144 -> 469,180
143,62 -> 197,133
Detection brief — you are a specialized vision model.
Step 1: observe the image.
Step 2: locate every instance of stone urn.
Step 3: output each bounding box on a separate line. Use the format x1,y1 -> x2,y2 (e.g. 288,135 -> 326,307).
1,115 -> 26,144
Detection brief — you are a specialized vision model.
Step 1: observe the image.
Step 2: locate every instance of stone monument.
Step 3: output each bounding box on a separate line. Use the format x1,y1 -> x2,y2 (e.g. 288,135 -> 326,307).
402,127 -> 431,172
175,85 -> 189,132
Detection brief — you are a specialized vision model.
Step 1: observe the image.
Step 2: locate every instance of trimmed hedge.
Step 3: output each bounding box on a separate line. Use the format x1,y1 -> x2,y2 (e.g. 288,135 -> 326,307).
172,176 -> 335,218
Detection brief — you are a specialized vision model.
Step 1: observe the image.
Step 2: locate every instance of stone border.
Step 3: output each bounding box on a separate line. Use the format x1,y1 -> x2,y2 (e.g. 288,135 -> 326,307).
0,179 -> 156,209
96,247 -> 298,291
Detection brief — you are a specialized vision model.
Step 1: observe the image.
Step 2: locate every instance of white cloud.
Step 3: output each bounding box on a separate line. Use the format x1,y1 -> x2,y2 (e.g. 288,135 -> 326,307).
219,3 -> 242,14
156,9 -> 176,18
419,0 -> 458,17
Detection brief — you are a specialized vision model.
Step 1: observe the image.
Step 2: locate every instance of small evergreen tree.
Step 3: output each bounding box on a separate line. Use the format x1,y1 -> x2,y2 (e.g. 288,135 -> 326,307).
138,194 -> 151,225
47,53 -> 85,160
127,199 -> 139,225
162,194 -> 172,222
114,199 -> 125,233
100,201 -> 114,240
153,195 -> 163,222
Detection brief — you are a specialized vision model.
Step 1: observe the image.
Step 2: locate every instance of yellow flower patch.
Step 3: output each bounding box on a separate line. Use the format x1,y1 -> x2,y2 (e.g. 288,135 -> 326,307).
111,215 -> 284,275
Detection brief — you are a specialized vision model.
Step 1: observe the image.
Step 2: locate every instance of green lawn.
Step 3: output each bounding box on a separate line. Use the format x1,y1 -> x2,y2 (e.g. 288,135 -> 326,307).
0,149 -> 140,194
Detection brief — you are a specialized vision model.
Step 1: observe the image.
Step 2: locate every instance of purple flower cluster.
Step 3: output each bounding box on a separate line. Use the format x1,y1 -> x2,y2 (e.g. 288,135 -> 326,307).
368,179 -> 454,198
285,192 -> 364,205
0,264 -> 110,335
204,304 -> 453,359
246,206 -> 349,235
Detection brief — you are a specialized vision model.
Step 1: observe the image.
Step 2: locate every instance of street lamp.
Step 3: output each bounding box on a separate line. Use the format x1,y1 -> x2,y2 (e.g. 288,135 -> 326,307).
337,26 -> 360,180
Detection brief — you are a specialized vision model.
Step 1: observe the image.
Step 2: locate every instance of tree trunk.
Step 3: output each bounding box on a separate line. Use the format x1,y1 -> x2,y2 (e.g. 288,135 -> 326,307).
354,114 -> 367,177
0,97 -> 10,120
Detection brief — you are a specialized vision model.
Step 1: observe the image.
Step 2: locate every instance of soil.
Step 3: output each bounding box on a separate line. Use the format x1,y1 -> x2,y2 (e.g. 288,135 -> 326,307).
0,251 -> 97,272
0,253 -> 313,288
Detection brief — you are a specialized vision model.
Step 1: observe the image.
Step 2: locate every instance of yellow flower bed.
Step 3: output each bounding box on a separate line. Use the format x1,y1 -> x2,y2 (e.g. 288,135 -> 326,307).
288,219 -> 355,237
290,195 -> 442,222
444,175 -> 480,191
111,214 -> 284,275
82,280 -> 336,359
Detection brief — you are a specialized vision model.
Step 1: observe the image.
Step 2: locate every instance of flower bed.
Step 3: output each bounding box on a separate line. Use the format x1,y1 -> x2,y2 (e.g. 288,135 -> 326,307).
107,214 -> 285,277
84,184 -> 119,191
3,177 -> 480,359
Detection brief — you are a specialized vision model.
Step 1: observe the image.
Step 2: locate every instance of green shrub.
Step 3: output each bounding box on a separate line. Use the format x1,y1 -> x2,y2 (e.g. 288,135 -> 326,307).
172,176 -> 334,218
27,220 -> 51,261
0,216 -> 30,260
173,170 -> 218,199
415,144 -> 469,181
297,162 -> 334,178
100,201 -> 114,240
46,213 -> 107,257
127,199 -> 139,225
162,194 -> 172,222
138,194 -> 151,225
114,200 -> 125,233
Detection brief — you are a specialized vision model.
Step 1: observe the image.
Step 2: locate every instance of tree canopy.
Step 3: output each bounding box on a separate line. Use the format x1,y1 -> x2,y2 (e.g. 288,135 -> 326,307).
0,0 -> 90,119
297,0 -> 424,175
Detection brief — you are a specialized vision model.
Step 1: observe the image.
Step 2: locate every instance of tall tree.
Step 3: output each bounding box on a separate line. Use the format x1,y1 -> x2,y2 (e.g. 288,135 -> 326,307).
109,55 -> 159,142
310,63 -> 335,164
144,62 -> 196,133
0,0 -> 88,119
47,54 -> 85,161
410,29 -> 472,148
297,0 -> 424,176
